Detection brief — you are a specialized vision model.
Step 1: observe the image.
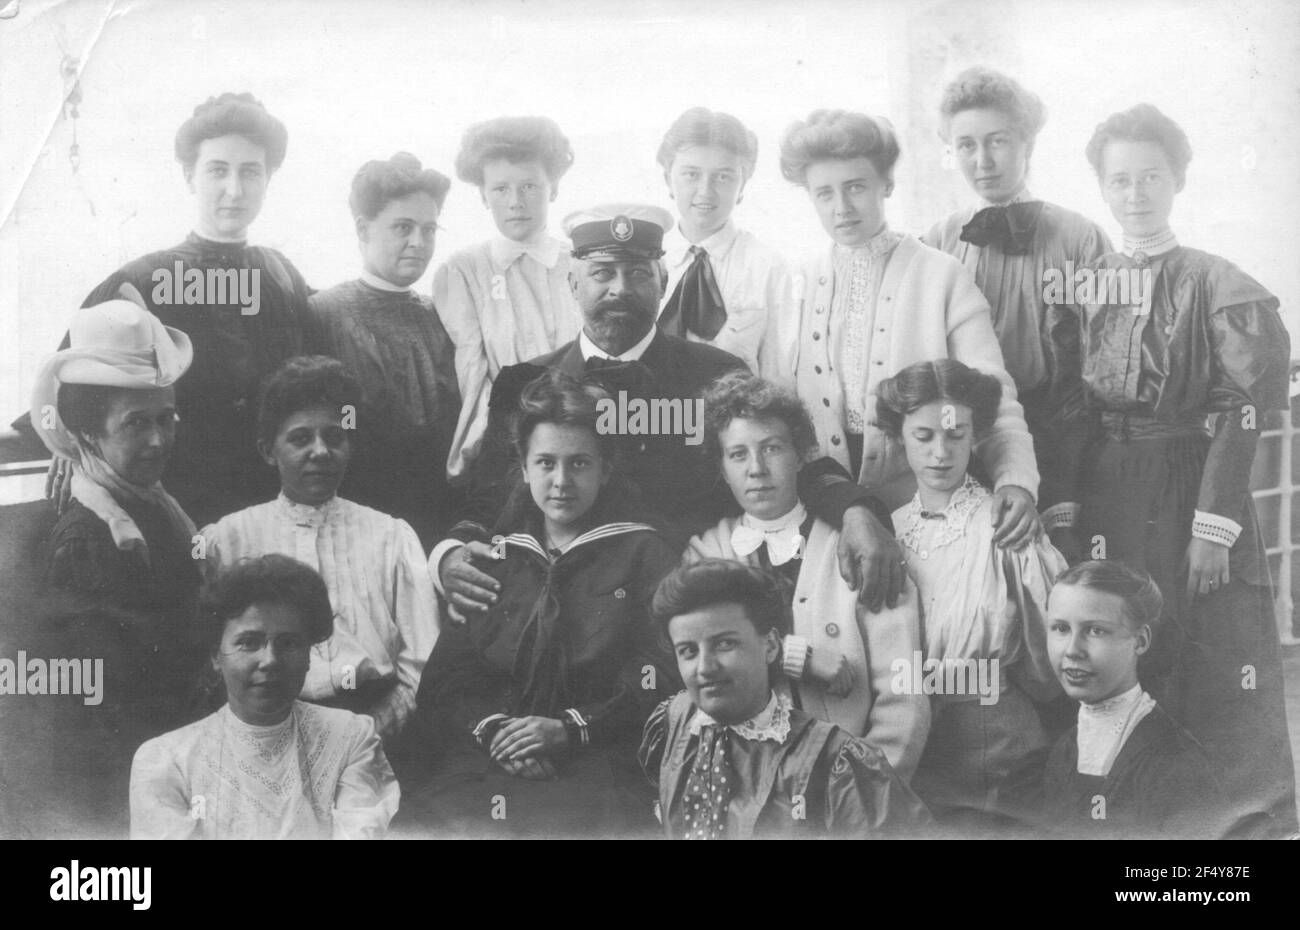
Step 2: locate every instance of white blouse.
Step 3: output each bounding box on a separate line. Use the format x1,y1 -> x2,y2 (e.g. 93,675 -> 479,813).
893,476 -> 1066,698
201,494 -> 440,740
129,702 -> 399,839
434,235 -> 582,477
660,220 -> 794,377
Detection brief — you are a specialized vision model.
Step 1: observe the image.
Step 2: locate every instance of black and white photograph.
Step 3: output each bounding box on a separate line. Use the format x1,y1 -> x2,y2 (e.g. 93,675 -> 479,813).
0,0 -> 1297,859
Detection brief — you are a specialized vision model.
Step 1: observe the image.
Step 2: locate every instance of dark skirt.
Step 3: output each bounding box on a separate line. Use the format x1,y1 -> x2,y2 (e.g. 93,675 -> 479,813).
910,681 -> 1046,833
1078,431 -> 1297,836
394,738 -> 657,838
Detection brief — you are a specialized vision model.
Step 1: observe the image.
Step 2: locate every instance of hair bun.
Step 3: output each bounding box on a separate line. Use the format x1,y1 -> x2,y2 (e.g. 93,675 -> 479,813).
193,91 -> 265,119
389,151 -> 423,172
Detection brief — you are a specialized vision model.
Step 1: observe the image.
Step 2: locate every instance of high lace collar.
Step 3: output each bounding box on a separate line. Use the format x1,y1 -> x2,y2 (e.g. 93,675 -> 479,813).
275,491 -> 342,528
1122,229 -> 1178,258
689,690 -> 792,743
897,474 -> 988,554
834,224 -> 903,263
1079,682 -> 1145,720
1076,684 -> 1155,776
222,703 -> 297,761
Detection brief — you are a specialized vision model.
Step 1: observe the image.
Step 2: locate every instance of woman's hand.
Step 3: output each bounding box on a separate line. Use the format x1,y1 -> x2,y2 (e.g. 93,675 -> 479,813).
45,456 -> 72,514
438,541 -> 501,617
1185,538 -> 1230,600
490,716 -> 569,762
837,504 -> 905,612
991,485 -> 1040,550
807,647 -> 855,697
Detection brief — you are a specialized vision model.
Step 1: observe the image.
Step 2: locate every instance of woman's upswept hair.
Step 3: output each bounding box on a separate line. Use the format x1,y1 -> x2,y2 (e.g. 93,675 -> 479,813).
874,359 -> 1002,439
454,115 -> 575,187
657,107 -> 759,181
1085,103 -> 1193,187
198,554 -> 335,650
938,67 -> 1046,142
779,109 -> 900,187
701,371 -> 819,465
175,92 -> 288,174
350,152 -> 451,219
257,356 -> 361,446
652,559 -> 790,638
1055,559 -> 1165,632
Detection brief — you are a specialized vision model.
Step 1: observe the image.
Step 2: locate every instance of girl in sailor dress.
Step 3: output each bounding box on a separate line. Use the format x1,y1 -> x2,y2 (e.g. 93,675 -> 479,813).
405,371 -> 678,837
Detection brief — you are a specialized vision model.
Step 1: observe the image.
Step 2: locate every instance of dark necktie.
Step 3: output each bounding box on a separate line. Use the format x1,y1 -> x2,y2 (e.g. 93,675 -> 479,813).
660,245 -> 727,340
682,724 -> 733,839
958,201 -> 1044,256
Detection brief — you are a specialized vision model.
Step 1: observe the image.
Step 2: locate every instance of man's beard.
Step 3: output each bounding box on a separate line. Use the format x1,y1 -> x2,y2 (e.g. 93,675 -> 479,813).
586,298 -> 655,349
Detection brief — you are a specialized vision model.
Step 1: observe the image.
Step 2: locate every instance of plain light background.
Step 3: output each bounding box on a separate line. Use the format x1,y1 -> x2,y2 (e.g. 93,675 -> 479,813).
2,0 -> 1297,423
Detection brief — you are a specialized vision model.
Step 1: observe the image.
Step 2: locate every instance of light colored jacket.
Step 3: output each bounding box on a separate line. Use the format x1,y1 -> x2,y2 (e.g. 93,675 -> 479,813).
770,235 -> 1039,508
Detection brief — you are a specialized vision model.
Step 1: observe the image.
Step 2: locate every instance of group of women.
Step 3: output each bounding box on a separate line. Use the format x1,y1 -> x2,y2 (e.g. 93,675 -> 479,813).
5,64 -> 1295,839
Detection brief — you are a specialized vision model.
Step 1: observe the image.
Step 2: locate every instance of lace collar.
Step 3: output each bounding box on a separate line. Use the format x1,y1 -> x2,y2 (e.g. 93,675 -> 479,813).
275,492 -> 342,529
833,224 -> 903,264
1122,229 -> 1178,258
897,474 -> 988,554
222,703 -> 296,761
689,690 -> 791,743
1076,684 -> 1156,776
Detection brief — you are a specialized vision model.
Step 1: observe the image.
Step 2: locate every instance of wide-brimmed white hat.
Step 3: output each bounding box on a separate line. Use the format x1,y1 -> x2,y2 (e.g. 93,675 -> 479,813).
30,300 -> 193,459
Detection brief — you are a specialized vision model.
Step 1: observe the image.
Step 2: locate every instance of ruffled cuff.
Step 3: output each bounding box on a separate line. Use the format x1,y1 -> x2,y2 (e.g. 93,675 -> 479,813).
1192,510 -> 1242,548
1041,502 -> 1080,532
782,635 -> 810,681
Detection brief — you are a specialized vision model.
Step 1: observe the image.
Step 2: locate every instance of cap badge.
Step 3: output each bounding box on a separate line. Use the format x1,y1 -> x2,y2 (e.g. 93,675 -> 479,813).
611,215 -> 633,242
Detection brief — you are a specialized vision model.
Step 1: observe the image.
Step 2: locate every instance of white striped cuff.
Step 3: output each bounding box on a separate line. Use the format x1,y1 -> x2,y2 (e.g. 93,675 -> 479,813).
564,708 -> 590,746
782,635 -> 810,681
1041,502 -> 1080,532
472,713 -> 510,746
1192,510 -> 1242,548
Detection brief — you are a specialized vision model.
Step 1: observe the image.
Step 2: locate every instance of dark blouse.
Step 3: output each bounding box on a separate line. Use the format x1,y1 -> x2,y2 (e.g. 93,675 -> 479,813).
414,519 -> 680,764
1081,246 -> 1289,421
307,279 -> 461,545
639,692 -> 930,839
45,496 -> 200,614
1041,704 -> 1229,839
35,494 -> 207,836
1073,246 -> 1290,526
76,234 -> 312,526
926,200 -> 1112,401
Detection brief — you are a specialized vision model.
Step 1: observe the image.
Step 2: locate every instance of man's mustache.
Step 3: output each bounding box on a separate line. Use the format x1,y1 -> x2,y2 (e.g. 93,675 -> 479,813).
592,297 -> 651,317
